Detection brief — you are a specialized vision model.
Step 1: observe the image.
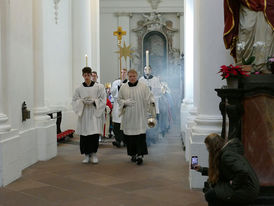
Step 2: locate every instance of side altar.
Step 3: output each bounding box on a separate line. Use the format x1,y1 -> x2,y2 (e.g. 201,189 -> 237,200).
215,75 -> 274,205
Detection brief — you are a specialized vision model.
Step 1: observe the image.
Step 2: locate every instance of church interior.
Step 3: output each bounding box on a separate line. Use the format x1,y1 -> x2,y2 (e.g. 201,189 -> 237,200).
0,0 -> 273,205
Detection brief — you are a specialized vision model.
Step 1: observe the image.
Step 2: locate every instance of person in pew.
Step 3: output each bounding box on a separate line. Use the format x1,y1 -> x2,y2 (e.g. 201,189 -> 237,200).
72,67 -> 106,164
193,133 -> 259,206
118,69 -> 156,165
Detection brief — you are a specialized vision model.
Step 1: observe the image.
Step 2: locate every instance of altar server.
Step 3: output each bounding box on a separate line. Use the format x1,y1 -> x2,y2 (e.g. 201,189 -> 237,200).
72,67 -> 106,164
118,69 -> 156,165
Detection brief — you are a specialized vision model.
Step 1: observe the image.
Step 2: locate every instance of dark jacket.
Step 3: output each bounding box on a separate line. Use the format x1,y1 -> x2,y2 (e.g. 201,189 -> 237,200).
202,138 -> 260,204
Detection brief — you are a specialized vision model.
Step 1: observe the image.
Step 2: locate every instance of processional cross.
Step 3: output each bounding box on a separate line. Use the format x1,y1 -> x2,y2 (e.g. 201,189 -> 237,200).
113,26 -> 127,78
113,26 -> 126,46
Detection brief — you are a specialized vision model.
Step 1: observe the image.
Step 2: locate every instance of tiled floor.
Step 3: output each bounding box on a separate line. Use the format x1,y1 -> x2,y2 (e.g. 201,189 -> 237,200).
0,127 -> 207,206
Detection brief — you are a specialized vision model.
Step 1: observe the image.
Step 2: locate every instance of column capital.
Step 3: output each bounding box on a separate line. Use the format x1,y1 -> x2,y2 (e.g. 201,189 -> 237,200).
177,12 -> 184,17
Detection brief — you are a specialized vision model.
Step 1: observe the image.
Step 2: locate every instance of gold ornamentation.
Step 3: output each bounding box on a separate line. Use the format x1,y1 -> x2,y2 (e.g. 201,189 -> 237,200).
113,26 -> 126,46
115,41 -> 134,62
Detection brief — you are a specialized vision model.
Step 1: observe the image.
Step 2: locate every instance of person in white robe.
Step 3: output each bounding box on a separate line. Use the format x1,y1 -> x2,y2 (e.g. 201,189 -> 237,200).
91,70 -> 107,142
139,66 -> 162,145
110,68 -> 128,148
118,69 -> 156,165
72,67 -> 106,164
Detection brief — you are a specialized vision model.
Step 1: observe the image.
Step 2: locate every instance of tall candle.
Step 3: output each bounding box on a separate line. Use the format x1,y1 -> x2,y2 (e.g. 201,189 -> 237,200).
146,50 -> 149,67
85,54 -> 88,67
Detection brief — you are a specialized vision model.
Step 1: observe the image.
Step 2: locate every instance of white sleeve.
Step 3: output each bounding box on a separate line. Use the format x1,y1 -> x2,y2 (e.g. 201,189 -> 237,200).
110,80 -> 120,99
94,85 -> 107,118
71,88 -> 84,117
118,85 -> 128,116
118,85 -> 126,107
151,77 -> 162,99
144,85 -> 156,118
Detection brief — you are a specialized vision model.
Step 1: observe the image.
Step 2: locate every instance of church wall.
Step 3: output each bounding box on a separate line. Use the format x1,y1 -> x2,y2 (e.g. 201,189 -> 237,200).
100,0 -> 183,85
100,13 -> 119,84
0,0 -> 61,186
100,0 -> 183,13
0,0 -> 39,186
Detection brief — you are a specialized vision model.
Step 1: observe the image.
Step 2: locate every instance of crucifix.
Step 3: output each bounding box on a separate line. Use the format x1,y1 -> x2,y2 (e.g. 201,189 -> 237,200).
113,26 -> 126,46
113,26 -> 127,78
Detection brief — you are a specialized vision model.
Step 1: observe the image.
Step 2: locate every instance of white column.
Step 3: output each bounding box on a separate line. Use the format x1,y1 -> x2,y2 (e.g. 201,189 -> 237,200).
117,14 -> 130,70
0,7 -> 11,133
90,0 -> 101,81
33,0 -> 57,161
180,0 -> 195,160
188,0 -> 232,189
33,0 -> 51,123
72,0 -> 91,89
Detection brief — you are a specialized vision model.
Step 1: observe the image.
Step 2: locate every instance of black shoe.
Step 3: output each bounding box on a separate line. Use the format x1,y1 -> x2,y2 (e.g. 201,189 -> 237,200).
136,157 -> 143,165
131,155 -> 137,162
112,141 -> 121,148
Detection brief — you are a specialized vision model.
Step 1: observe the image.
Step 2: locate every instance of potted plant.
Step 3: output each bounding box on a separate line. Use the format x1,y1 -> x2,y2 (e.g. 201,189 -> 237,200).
218,64 -> 249,88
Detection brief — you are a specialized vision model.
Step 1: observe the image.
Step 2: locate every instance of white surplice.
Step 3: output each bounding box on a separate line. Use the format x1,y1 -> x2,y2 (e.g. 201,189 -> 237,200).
110,79 -> 128,123
72,83 -> 106,136
118,81 -> 155,135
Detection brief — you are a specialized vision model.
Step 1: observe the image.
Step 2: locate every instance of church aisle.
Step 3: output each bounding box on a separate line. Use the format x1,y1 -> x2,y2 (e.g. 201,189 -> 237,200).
0,128 -> 206,206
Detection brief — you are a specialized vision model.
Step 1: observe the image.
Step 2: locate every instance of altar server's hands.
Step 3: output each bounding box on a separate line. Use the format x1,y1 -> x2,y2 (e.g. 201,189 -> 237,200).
83,97 -> 95,105
85,99 -> 95,105
124,99 -> 136,107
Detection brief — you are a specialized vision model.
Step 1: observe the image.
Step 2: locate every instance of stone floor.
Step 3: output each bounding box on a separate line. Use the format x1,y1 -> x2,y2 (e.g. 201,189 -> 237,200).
0,127 -> 207,206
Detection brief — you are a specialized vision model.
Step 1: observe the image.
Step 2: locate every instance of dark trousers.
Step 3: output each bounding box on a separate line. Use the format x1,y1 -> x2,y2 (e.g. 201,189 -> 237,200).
80,134 -> 99,155
125,134 -> 148,156
113,123 -> 126,144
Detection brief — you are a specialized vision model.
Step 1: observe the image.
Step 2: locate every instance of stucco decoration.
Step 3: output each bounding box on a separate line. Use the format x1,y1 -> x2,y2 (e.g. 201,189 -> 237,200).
132,12 -> 180,73
147,0 -> 162,10
53,0 -> 61,24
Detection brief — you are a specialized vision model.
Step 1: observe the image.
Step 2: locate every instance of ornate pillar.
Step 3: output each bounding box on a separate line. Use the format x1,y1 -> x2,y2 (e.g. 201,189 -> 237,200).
0,0 -> 11,133
72,0 -> 91,89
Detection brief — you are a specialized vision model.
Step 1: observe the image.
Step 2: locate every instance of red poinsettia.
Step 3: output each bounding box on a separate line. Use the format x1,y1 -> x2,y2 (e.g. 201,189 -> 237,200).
218,64 -> 249,80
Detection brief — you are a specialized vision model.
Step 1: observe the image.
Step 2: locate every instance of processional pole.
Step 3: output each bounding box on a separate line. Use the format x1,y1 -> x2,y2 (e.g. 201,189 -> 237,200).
113,26 -> 126,79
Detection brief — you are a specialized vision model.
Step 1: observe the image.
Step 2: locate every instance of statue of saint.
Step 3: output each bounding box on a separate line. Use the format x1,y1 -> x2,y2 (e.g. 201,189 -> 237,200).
223,0 -> 274,73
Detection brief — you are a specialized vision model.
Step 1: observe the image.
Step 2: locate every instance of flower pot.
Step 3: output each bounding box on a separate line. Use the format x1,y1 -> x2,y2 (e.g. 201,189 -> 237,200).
226,77 -> 238,88
241,65 -> 252,75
